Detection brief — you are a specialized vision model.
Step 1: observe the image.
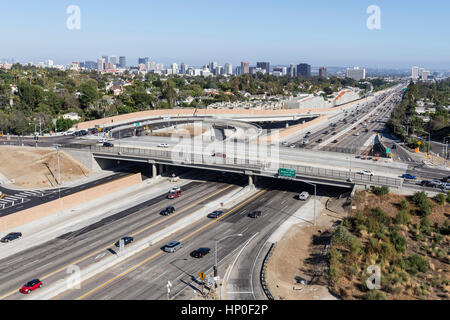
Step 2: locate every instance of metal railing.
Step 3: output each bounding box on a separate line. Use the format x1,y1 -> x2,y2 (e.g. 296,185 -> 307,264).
62,143 -> 402,187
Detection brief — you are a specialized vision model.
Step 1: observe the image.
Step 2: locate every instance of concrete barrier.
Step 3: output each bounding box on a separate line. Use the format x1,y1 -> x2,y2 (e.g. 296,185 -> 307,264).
0,173 -> 142,232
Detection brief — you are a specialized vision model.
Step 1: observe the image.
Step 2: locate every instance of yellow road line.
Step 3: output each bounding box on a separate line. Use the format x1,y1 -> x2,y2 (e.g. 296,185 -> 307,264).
0,184 -> 234,300
76,189 -> 267,300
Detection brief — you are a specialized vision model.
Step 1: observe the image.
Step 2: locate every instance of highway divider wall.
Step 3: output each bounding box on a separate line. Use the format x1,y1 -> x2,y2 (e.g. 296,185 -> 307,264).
0,173 -> 142,233
28,184 -> 259,300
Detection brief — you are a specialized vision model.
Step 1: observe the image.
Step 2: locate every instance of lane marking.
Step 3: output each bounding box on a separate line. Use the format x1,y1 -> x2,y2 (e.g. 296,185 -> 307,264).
0,184 -> 234,300
76,189 -> 267,300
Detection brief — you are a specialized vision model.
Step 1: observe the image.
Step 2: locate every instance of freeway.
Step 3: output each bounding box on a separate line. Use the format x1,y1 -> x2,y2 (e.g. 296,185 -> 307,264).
52,178 -> 347,300
0,178 -> 240,300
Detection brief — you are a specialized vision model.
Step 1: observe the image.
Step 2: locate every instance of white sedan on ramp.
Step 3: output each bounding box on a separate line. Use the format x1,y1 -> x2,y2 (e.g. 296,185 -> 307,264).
358,170 -> 374,176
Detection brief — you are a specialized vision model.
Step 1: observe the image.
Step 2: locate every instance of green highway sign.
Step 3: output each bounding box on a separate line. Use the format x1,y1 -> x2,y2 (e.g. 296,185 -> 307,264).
279,168 -> 296,178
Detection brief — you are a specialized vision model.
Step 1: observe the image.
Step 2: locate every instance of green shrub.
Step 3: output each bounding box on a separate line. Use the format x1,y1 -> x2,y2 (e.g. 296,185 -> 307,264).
405,254 -> 429,275
413,191 -> 429,207
364,290 -> 387,300
332,226 -> 353,247
435,193 -> 446,205
400,199 -> 409,210
391,231 -> 407,253
395,209 -> 411,225
373,207 -> 389,225
373,186 -> 390,196
418,201 -> 431,217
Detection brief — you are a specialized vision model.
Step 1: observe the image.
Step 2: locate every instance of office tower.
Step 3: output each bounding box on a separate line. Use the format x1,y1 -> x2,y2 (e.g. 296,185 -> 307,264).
138,57 -> 149,65
289,64 -> 295,77
224,63 -> 233,75
97,58 -> 105,71
319,67 -> 327,77
209,61 -> 218,72
411,66 -> 419,80
346,67 -> 366,81
241,62 -> 250,74
297,63 -> 311,78
102,56 -> 109,63
256,62 -> 270,75
180,63 -> 187,74
109,56 -> 117,66
119,56 -> 126,68
421,70 -> 430,81
171,63 -> 178,74
235,66 -> 242,76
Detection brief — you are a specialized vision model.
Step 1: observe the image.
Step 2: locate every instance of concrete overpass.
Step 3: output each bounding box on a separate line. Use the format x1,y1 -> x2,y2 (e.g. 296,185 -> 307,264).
63,144 -> 403,190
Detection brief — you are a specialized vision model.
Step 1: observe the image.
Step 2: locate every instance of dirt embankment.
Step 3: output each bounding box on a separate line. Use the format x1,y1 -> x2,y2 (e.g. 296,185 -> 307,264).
0,146 -> 89,189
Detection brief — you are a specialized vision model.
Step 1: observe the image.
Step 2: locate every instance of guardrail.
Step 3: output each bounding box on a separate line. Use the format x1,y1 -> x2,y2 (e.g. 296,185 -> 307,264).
62,143 -> 402,187
260,243 -> 276,300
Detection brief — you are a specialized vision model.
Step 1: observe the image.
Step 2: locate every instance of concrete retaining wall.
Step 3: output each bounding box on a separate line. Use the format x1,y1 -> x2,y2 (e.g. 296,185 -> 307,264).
0,173 -> 142,232
64,149 -> 102,172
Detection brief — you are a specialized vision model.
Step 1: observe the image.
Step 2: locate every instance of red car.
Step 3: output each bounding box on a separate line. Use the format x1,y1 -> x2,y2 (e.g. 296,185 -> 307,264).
168,190 -> 181,199
20,279 -> 42,294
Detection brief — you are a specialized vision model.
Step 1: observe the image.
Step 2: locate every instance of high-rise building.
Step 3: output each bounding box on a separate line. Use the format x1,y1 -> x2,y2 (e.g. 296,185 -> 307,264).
224,63 -> 233,75
421,70 -> 430,81
180,63 -> 187,74
138,57 -> 149,65
171,63 -> 178,74
289,64 -> 295,77
119,56 -> 126,68
319,67 -> 327,78
97,58 -> 105,71
241,62 -> 250,74
109,56 -> 117,66
84,61 -> 97,70
411,66 -> 419,80
209,62 -> 218,73
102,56 -> 109,63
256,62 -> 270,75
297,63 -> 311,78
346,67 -> 366,81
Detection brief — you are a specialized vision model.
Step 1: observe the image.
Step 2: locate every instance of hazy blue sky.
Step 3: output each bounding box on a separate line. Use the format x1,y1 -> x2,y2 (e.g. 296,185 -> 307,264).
1,0 -> 449,69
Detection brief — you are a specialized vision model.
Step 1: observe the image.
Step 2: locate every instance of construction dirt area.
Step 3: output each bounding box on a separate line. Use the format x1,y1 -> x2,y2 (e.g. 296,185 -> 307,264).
265,197 -> 349,300
0,146 -> 89,189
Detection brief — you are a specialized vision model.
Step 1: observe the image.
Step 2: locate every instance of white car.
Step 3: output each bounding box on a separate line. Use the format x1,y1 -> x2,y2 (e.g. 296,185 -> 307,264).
289,144 -> 296,148
353,133 -> 360,136
358,170 -> 374,176
298,192 -> 310,201
64,130 -> 75,136
158,143 -> 169,148
170,186 -> 181,193
282,142 -> 289,146
98,138 -> 107,143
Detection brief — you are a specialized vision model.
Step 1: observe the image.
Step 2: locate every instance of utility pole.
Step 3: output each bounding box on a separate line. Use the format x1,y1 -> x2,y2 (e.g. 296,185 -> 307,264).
53,144 -> 62,198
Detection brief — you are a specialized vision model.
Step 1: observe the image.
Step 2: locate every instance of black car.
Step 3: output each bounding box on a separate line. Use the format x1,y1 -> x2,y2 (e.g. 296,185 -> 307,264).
191,248 -> 211,258
248,211 -> 262,219
317,139 -> 323,143
332,132 -> 337,135
103,142 -> 114,147
79,130 -> 88,136
160,206 -> 176,216
332,140 -> 338,143
207,211 -> 224,219
1,232 -> 22,243
115,236 -> 134,247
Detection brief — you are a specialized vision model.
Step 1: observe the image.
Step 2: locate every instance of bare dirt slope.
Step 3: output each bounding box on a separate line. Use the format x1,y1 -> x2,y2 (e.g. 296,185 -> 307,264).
265,203 -> 341,300
0,146 -> 89,189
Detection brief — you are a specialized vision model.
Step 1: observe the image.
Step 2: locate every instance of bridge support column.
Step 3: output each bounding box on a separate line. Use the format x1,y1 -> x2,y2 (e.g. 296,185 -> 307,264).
151,164 -> 157,178
248,175 -> 254,186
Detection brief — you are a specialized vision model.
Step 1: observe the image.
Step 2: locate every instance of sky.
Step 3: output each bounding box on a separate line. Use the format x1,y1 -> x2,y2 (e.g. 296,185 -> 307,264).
1,0 -> 449,70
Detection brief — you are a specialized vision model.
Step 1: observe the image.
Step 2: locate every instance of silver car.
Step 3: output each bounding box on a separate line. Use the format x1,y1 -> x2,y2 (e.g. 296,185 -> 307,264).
164,241 -> 183,253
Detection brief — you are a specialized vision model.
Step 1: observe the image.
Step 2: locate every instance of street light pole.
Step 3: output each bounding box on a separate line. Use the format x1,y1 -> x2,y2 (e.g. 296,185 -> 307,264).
53,144 -> 62,199
215,233 -> 243,299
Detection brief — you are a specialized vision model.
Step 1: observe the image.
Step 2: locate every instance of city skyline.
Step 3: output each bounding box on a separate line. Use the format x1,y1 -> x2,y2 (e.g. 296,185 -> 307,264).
1,1 -> 449,69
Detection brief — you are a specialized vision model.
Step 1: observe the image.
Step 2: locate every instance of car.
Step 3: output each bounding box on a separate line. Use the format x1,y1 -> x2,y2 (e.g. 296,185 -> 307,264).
358,170 -> 374,176
1,232 -> 22,243
79,130 -> 88,136
158,143 -> 169,148
207,210 -> 224,219
282,142 -> 289,146
191,247 -> 211,258
211,152 -> 226,158
103,142 -> 114,147
64,130 -> 75,136
317,139 -> 323,143
161,206 -> 176,216
20,279 -> 42,294
323,131 -> 329,135
289,144 -> 296,148
353,133 -> 360,136
401,174 -> 417,180
170,186 -> 181,193
168,190 -> 181,199
332,132 -> 337,135
332,140 -> 339,144
164,241 -> 183,253
115,236 -> 134,247
98,138 -> 107,143
431,180 -> 444,187
442,176 -> 450,183
303,139 -> 310,144
248,211 -> 262,218
298,192 -> 309,201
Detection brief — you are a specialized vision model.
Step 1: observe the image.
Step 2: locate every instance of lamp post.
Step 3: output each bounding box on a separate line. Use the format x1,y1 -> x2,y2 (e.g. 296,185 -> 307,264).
303,181 -> 317,226
348,143 -> 354,182
215,233 -> 243,299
